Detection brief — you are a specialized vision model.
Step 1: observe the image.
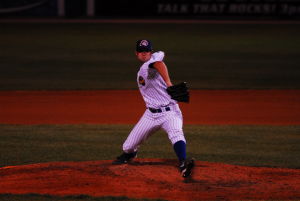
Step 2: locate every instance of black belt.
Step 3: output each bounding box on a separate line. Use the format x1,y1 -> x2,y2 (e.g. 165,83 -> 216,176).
149,107 -> 170,113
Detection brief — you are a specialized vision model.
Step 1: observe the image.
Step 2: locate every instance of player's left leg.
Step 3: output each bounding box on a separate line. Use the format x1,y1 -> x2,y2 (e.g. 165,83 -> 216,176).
161,110 -> 194,177
161,111 -> 186,161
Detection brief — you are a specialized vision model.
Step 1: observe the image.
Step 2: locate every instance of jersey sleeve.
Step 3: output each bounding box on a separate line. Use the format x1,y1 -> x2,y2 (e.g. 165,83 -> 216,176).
148,51 -> 165,68
145,51 -> 165,78
151,51 -> 165,62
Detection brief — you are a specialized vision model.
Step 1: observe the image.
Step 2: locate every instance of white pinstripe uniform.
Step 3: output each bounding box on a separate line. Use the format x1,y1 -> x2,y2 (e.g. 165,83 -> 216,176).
122,51 -> 186,153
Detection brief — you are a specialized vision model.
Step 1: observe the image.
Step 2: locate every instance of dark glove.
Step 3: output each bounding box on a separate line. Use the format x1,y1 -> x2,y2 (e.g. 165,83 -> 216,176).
167,82 -> 189,103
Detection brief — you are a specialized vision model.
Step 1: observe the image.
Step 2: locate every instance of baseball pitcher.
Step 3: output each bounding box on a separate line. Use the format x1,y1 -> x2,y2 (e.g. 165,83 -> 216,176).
112,39 -> 194,178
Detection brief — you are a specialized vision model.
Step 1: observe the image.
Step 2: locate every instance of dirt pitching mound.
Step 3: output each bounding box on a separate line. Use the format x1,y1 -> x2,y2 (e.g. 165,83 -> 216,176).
0,159 -> 300,201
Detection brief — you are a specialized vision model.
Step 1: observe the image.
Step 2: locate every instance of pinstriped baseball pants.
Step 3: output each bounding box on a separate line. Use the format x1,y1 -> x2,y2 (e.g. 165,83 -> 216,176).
122,104 -> 186,153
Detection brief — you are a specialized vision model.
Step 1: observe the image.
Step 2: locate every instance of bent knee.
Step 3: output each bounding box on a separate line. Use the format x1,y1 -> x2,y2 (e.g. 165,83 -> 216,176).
168,129 -> 186,145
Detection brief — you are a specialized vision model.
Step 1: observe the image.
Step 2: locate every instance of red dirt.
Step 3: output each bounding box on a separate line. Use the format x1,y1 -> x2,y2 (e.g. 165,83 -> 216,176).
0,159 -> 299,200
1,90 -> 300,200
1,90 -> 300,125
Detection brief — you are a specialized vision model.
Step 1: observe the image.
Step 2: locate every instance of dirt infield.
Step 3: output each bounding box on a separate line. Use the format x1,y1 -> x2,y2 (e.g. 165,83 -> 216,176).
0,159 -> 299,200
1,90 -> 300,125
1,90 -> 300,200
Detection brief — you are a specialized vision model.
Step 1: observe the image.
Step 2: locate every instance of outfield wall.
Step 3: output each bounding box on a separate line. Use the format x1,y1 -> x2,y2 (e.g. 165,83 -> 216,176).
0,0 -> 300,19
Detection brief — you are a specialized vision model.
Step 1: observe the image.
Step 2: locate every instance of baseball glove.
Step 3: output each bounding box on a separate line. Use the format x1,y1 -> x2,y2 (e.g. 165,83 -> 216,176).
167,82 -> 189,103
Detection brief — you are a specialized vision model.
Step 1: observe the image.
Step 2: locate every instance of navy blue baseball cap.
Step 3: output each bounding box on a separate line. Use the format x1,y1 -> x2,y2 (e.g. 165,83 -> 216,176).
136,39 -> 153,52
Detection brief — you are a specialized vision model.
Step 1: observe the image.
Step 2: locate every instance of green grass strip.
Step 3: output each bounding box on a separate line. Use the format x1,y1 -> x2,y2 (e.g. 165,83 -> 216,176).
1,23 -> 300,90
0,124 -> 299,169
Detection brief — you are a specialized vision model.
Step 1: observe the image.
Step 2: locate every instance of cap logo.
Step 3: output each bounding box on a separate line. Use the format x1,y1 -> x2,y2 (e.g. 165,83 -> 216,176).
140,40 -> 148,47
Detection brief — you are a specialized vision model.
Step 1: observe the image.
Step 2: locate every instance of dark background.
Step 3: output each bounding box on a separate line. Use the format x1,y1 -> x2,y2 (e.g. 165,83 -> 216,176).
1,0 -> 300,19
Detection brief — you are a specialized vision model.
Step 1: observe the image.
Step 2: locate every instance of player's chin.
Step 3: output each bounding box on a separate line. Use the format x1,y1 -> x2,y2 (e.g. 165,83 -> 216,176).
139,58 -> 148,62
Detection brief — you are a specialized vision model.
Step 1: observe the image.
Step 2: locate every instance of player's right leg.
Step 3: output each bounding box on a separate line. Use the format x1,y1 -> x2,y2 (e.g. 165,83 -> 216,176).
112,110 -> 158,165
112,151 -> 138,165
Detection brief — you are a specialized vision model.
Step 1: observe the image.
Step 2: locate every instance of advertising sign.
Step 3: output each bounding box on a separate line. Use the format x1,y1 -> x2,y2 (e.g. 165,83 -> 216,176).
94,0 -> 300,19
0,0 -> 299,19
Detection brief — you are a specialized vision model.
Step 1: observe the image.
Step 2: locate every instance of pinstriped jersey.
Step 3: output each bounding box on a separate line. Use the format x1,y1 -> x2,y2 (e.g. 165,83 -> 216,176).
137,51 -> 177,109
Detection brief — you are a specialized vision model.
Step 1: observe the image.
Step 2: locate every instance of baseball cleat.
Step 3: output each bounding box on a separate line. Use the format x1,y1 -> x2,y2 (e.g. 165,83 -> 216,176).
112,152 -> 137,165
179,158 -> 195,178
